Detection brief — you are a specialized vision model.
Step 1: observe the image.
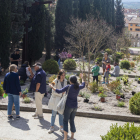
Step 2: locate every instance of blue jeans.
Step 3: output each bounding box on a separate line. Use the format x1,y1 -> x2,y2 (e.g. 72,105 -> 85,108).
63,106 -> 77,133
58,59 -> 60,67
8,94 -> 20,115
51,110 -> 63,126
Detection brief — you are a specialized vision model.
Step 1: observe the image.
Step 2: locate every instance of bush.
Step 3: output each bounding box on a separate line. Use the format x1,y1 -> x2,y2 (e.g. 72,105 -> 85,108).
49,75 -> 57,83
95,52 -> 103,58
42,59 -> 59,74
89,81 -> 98,93
105,48 -> 112,55
95,57 -> 102,62
109,80 -> 120,91
0,84 -> 4,96
85,52 -> 94,60
116,52 -> 124,59
129,92 -> 140,115
101,123 -> 140,140
117,101 -> 125,107
130,61 -> 135,67
24,97 -> 31,103
63,59 -> 76,70
120,60 -> 130,70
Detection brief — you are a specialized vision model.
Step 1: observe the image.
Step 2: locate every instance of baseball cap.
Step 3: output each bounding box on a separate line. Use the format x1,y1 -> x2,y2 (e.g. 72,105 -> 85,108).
33,62 -> 42,67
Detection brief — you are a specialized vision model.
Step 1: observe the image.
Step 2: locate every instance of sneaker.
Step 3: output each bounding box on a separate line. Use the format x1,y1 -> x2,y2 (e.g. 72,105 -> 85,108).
48,127 -> 54,134
34,116 -> 43,119
60,127 -> 64,133
32,114 -> 37,117
12,110 -> 16,115
8,116 -> 13,119
16,116 -> 20,119
102,82 -> 105,84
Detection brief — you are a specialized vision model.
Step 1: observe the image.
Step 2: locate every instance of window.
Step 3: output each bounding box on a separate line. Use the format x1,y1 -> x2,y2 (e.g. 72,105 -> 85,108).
135,28 -> 140,31
136,24 -> 140,27
130,24 -> 133,26
130,28 -> 132,31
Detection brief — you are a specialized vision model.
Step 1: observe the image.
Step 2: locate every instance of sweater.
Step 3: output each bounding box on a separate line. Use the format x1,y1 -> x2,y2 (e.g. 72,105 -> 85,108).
92,65 -> 100,76
112,66 -> 120,77
55,82 -> 85,108
3,72 -> 21,95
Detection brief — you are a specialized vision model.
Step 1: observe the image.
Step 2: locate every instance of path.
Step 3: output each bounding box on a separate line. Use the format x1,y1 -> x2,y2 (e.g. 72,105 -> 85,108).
0,110 -> 140,140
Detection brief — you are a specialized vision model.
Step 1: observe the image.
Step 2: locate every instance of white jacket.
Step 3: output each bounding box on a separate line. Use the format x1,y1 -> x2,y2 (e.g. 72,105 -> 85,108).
48,78 -> 67,111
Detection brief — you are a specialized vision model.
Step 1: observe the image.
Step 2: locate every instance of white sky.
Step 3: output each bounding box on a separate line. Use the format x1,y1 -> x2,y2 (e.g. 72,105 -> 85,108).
122,0 -> 140,2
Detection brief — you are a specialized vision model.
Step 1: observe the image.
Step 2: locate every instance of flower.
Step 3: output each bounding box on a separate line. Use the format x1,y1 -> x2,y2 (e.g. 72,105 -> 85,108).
1,82 -> 4,85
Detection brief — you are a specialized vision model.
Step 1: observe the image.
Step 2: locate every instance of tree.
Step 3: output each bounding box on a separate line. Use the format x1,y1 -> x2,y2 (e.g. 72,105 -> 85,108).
55,0 -> 73,50
0,0 -> 11,69
92,0 -> 101,19
115,0 -> 125,33
78,0 -> 91,20
73,0 -> 79,18
28,0 -> 46,64
111,0 -> 115,27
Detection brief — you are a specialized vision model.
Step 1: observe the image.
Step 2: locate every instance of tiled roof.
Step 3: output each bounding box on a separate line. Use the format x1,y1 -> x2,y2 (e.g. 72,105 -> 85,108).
129,18 -> 140,24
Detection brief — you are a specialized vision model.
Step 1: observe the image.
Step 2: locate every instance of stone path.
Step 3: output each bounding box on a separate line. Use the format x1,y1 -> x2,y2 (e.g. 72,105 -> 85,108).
0,110 -> 140,140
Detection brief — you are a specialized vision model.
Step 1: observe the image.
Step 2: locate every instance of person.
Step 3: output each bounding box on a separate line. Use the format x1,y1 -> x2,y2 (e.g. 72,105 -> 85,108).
10,49 -> 21,66
3,64 -> 21,119
49,74 -> 85,140
67,51 -> 72,58
102,52 -> 110,75
18,61 -> 31,82
60,48 -> 68,62
0,62 -> 4,75
29,62 -> 46,119
48,70 -> 67,133
102,61 -> 111,84
111,62 -> 120,77
92,62 -> 100,83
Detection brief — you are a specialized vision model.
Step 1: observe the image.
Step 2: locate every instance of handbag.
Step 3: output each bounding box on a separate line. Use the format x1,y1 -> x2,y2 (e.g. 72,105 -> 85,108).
57,86 -> 70,115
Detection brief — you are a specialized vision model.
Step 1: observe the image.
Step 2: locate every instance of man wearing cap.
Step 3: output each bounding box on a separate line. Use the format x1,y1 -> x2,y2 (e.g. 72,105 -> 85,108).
10,49 -> 21,66
29,62 -> 46,119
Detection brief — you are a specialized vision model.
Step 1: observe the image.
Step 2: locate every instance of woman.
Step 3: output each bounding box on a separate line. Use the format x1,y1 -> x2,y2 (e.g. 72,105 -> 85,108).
102,52 -> 110,75
49,74 -> 85,140
18,61 -> 31,82
48,70 -> 67,133
3,64 -> 21,119
111,62 -> 120,77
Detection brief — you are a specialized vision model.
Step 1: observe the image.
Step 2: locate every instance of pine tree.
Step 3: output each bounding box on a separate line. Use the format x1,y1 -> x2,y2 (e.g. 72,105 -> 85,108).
28,0 -> 46,63
111,0 -> 115,27
100,0 -> 106,20
73,0 -> 79,18
78,0 -> 91,20
92,0 -> 101,19
115,0 -> 125,33
55,0 -> 73,50
0,0 -> 11,69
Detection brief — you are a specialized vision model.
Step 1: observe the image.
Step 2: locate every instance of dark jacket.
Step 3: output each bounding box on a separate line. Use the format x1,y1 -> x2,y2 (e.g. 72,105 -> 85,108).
29,68 -> 46,94
18,64 -> 28,82
3,72 -> 21,95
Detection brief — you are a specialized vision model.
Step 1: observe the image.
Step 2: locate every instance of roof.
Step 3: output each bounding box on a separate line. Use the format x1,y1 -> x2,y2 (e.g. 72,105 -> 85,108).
129,18 -> 140,24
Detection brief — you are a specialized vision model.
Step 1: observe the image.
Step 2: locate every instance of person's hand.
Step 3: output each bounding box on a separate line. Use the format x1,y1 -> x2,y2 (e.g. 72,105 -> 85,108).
49,84 -> 53,88
62,92 -> 65,95
19,92 -> 22,96
28,67 -> 32,72
80,73 -> 83,79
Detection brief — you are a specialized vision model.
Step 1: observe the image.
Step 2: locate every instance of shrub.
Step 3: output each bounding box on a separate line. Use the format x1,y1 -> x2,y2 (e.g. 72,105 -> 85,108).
63,59 -> 76,70
133,56 -> 137,61
0,84 -> 4,96
98,93 -> 107,98
95,52 -> 103,58
101,123 -> 140,140
116,52 -> 124,59
129,92 -> 140,115
130,61 -> 135,67
105,48 -> 112,55
42,59 -> 59,74
24,97 -> 31,103
79,92 -> 85,97
85,52 -> 94,60
84,94 -> 91,99
109,80 -> 120,91
120,60 -> 130,70
117,101 -> 125,107
49,75 -> 57,83
89,81 -> 98,93
95,57 -> 102,62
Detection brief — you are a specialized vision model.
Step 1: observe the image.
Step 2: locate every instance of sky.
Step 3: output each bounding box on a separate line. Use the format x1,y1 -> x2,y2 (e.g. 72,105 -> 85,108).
122,0 -> 140,2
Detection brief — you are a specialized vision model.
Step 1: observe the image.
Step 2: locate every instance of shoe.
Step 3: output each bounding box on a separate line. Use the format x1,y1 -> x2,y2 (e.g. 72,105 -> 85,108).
34,116 -> 43,119
8,116 -> 13,119
16,116 -> 20,119
68,138 -> 74,140
102,82 -> 105,84
48,127 -> 54,134
32,114 -> 37,117
12,110 -> 16,115
60,127 -> 64,133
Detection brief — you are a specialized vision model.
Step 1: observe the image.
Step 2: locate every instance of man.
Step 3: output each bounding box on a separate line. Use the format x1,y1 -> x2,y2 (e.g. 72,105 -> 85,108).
102,52 -> 110,75
29,62 -> 46,119
10,49 -> 21,66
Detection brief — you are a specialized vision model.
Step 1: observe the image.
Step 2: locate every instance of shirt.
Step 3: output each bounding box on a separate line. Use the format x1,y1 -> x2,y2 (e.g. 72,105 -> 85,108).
55,82 -> 85,108
11,53 -> 20,66
106,65 -> 111,71
112,66 -> 120,77
102,57 -> 110,69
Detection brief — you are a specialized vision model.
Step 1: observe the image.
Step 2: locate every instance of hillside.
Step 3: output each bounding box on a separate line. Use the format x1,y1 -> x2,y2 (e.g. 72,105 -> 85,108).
123,2 -> 140,9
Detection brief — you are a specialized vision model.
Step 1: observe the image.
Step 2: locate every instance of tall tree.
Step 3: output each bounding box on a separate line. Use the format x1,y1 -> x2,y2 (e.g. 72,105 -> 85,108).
73,0 -> 79,18
0,0 -> 11,69
111,0 -> 115,27
78,0 -> 91,20
115,0 -> 125,33
28,0 -> 46,64
55,0 -> 73,50
92,0 -> 101,19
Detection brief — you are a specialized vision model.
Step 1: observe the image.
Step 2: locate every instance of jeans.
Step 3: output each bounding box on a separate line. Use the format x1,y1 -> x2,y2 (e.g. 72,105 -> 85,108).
93,76 -> 98,83
63,105 -> 77,133
58,59 -> 60,67
51,110 -> 63,126
8,94 -> 20,115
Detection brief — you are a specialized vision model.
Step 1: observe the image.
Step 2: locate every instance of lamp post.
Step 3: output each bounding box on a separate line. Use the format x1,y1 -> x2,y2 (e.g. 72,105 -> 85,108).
22,0 -> 53,64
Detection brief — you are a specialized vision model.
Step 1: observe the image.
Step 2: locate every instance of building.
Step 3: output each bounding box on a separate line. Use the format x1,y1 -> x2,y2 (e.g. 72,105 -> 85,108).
128,18 -> 140,38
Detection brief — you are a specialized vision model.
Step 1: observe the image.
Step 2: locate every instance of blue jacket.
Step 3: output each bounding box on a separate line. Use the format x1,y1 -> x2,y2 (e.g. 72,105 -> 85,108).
29,68 -> 46,94
3,72 -> 21,95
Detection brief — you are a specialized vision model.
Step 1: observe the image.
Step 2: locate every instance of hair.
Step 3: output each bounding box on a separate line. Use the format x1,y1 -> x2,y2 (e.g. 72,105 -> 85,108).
104,52 -> 108,56
9,64 -> 17,72
96,61 -> 99,65
38,66 -> 42,69
70,75 -> 79,90
114,62 -> 119,66
62,48 -> 66,52
24,61 -> 29,67
57,69 -> 65,79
